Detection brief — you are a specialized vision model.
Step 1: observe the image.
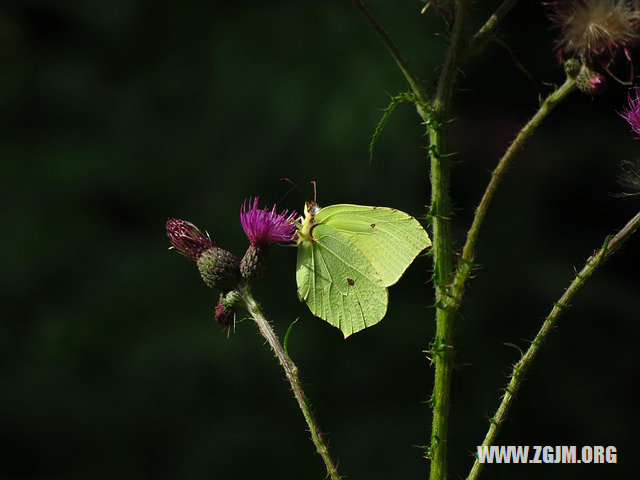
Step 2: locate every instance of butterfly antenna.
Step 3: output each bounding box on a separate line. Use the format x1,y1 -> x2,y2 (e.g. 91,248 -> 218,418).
278,177 -> 303,204
311,180 -> 317,203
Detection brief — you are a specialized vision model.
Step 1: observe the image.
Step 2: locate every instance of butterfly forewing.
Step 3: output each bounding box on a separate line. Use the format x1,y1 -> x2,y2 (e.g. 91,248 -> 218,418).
315,204 -> 431,287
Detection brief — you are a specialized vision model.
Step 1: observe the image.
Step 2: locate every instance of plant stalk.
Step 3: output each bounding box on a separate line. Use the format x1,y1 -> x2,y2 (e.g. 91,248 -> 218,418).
240,289 -> 341,480
466,209 -> 640,480
468,0 -> 520,51
426,2 -> 468,479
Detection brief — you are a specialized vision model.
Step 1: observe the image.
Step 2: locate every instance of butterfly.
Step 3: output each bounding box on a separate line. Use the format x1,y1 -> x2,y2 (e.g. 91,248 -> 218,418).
295,202 -> 431,337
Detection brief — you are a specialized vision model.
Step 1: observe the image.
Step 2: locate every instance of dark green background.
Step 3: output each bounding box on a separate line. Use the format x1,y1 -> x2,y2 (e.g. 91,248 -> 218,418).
2,1 -> 638,479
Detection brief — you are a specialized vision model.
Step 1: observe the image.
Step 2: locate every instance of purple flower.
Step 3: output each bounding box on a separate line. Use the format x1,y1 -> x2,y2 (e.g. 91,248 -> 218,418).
240,197 -> 297,246
620,89 -> 640,136
166,218 -> 214,260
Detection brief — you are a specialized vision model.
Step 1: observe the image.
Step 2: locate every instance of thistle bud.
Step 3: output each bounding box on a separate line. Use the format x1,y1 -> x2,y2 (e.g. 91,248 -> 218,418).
240,245 -> 268,282
563,58 -> 581,78
214,301 -> 234,330
576,67 -> 606,94
213,290 -> 242,331
167,218 -> 242,291
197,247 -> 241,291
166,218 -> 214,260
221,289 -> 243,309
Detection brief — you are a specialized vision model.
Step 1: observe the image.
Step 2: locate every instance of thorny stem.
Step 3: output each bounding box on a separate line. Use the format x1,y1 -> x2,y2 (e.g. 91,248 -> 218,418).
349,2 -> 467,477
349,3 -> 466,476
466,209 -> 640,480
426,2 -> 468,479
352,3 -> 573,480
468,0 -> 520,51
240,289 -> 341,480
448,76 -> 577,312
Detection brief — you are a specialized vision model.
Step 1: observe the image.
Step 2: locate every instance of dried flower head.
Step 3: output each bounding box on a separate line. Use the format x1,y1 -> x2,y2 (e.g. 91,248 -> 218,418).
616,159 -> 640,195
547,0 -> 640,64
240,197 -> 297,247
620,88 -> 640,135
166,218 -> 214,260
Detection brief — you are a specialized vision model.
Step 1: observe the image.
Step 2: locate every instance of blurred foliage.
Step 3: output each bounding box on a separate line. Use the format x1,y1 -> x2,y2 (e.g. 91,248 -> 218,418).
1,1 -> 638,479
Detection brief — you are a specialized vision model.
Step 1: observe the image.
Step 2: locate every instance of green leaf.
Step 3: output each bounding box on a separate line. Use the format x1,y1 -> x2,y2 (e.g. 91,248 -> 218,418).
284,319 -> 298,358
369,92 -> 416,162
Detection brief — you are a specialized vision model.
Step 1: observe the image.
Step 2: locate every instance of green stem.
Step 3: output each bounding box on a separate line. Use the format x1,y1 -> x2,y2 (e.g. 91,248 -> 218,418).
466,209 -> 640,480
348,3 -> 462,476
426,2 -> 468,479
449,76 -> 577,311
240,289 -> 341,480
468,0 -> 520,52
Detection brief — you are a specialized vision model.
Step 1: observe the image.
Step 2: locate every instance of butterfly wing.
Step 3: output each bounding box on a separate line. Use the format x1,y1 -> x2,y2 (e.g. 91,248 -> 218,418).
296,223 -> 387,338
315,204 -> 431,287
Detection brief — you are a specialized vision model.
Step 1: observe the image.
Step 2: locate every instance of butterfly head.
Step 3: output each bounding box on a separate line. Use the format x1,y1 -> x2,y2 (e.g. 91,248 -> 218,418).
305,201 -> 321,217
297,201 -> 321,244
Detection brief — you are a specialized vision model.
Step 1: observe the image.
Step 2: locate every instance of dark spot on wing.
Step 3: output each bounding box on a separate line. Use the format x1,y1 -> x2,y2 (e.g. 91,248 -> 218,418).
370,223 -> 376,228
347,278 -> 355,286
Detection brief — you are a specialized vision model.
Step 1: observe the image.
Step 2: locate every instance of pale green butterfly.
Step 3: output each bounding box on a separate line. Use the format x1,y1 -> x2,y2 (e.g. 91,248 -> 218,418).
295,201 -> 431,338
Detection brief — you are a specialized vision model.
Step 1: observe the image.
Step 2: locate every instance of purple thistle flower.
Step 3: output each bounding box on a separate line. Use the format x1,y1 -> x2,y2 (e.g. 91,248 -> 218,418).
240,197 -> 297,247
620,88 -> 640,136
166,218 -> 214,260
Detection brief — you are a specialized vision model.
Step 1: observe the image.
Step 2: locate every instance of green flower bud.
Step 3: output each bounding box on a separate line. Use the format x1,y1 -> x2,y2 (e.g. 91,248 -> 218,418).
576,66 -> 605,95
563,58 -> 581,78
213,290 -> 242,331
240,245 -> 268,283
221,290 -> 243,310
197,247 -> 241,291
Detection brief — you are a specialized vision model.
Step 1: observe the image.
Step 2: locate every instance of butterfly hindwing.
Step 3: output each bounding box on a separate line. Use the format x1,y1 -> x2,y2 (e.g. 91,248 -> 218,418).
315,204 -> 431,287
296,223 -> 387,337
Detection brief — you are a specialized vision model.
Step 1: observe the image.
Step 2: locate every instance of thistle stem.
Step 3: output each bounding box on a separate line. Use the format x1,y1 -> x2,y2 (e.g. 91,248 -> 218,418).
349,2 -> 465,476
449,76 -> 577,311
468,0 -> 520,51
465,209 -> 640,480
426,2 -> 468,479
240,289 -> 341,480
